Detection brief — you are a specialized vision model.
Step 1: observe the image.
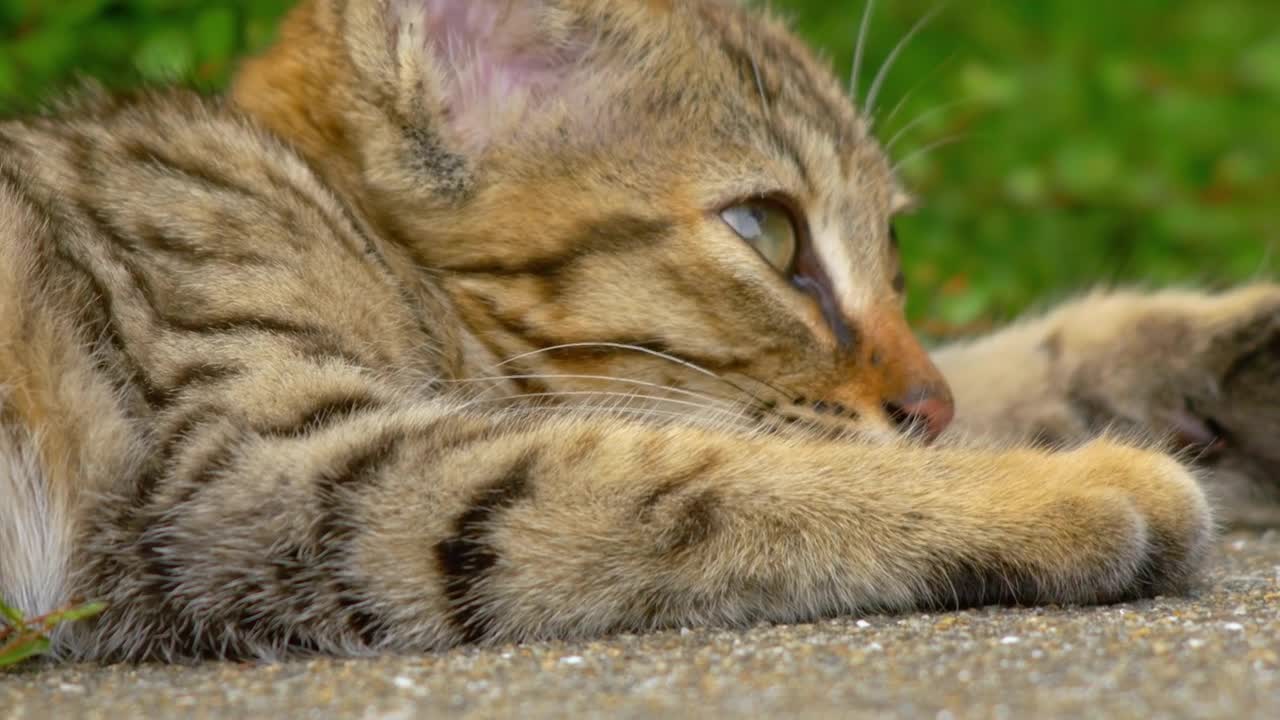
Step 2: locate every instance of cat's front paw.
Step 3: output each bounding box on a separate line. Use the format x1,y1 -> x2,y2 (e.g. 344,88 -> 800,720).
1063,441 -> 1214,598
939,441 -> 1213,606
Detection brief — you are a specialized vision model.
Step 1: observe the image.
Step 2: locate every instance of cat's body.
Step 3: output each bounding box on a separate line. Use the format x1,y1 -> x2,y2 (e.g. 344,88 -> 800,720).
0,0 -> 1275,662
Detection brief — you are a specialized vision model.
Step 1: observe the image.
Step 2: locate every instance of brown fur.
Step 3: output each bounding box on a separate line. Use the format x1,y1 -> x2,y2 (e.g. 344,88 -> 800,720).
0,0 -> 1267,663
937,286 -> 1280,526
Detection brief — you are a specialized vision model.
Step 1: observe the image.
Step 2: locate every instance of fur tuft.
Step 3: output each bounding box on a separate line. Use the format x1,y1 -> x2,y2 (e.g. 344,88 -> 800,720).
0,419 -> 72,618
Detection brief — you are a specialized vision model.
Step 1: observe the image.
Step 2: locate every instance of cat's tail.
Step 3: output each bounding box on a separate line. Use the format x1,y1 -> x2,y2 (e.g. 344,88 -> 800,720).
0,171 -> 138,647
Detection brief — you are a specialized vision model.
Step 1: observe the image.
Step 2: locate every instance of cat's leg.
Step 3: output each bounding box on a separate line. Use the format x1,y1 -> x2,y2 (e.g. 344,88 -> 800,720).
935,285 -> 1280,524
72,352 -> 1212,660
369,421 -> 1211,646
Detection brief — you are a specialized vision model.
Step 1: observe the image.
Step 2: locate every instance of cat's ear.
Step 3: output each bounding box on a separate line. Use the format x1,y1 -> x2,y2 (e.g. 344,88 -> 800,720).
344,0 -> 590,154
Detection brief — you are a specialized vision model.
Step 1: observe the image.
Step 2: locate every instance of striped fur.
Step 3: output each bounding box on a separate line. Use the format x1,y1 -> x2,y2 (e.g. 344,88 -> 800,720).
0,0 -> 1269,662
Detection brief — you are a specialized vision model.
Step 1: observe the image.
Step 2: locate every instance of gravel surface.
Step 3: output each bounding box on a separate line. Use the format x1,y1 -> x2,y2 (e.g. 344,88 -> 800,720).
5,530 -> 1279,720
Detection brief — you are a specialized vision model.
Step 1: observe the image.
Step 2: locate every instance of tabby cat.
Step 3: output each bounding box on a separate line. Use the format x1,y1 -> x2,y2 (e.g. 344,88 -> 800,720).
1,0 -> 1276,663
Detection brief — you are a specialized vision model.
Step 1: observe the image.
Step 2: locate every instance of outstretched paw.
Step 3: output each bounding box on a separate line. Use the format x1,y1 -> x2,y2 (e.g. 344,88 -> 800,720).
1072,441 -> 1214,598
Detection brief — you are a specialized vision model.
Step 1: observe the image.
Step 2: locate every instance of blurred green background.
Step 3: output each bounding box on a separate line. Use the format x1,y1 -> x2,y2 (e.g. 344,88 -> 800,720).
1,0 -> 1276,335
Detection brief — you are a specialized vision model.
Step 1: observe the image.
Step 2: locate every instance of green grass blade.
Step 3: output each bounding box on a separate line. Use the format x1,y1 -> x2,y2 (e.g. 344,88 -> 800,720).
41,602 -> 107,627
0,599 -> 25,630
0,636 -> 51,668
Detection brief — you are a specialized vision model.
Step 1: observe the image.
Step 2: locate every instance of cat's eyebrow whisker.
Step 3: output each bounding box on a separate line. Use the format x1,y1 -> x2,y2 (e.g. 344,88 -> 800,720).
496,342 -> 772,406
865,3 -> 947,120
443,373 -> 748,408
850,0 -> 877,103
885,98 -> 975,151
750,52 -> 771,115
1250,239 -> 1276,279
880,49 -> 959,130
891,132 -> 967,174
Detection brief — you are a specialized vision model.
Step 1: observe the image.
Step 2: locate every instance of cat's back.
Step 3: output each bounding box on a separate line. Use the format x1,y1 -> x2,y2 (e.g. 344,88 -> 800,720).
0,88 -> 452,394
1,88 -> 364,270
0,89 -> 462,618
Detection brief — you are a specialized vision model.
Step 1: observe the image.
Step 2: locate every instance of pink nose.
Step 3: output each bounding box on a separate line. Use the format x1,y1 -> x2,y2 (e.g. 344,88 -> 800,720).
885,386 -> 955,443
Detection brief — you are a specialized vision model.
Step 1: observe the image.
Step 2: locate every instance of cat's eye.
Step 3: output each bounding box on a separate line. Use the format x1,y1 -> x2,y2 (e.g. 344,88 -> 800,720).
721,201 -> 798,274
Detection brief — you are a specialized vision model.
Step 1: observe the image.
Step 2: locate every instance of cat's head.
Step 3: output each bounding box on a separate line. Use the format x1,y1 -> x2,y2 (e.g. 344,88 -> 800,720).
234,0 -> 954,440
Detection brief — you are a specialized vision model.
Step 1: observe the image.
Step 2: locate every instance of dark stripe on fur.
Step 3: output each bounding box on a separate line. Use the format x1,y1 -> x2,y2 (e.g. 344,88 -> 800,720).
159,312 -> 381,369
49,245 -> 168,407
639,454 -> 724,556
165,362 -> 242,399
924,557 -> 1045,611
133,439 -> 239,622
257,163 -> 382,263
638,453 -> 723,523
261,392 -> 385,439
664,490 -> 720,556
126,404 -> 227,518
0,160 -> 52,218
314,433 -> 404,647
136,222 -> 272,267
435,454 -> 537,643
475,296 -> 752,377
72,159 -> 372,368
438,216 -> 672,276
121,139 -> 260,201
715,39 -> 813,190
1220,315 -> 1280,389
163,313 -> 320,337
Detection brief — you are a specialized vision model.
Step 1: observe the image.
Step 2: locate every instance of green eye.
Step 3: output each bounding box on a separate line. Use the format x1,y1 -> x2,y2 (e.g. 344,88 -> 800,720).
721,201 -> 798,274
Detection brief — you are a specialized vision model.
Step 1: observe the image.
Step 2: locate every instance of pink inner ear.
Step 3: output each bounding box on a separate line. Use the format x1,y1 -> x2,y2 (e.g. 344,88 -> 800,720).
410,0 -> 583,142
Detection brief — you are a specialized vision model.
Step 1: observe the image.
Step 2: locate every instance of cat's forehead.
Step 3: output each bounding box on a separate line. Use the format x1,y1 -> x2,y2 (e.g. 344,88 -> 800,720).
662,0 -> 903,211
550,0 -> 904,217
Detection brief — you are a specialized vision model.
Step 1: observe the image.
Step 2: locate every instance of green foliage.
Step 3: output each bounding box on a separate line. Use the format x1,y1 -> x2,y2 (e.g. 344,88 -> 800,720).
0,598 -> 105,669
793,0 -> 1278,333
1,0 -> 1276,332
0,0 -> 291,109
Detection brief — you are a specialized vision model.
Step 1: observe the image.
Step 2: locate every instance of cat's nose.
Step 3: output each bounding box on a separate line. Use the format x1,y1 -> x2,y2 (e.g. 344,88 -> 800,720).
884,385 -> 955,443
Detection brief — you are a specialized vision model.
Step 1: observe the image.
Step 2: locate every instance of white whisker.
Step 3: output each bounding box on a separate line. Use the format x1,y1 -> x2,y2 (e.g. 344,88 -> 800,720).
457,390 -> 752,418
885,98 -> 974,151
490,404 -> 760,431
881,49 -> 959,129
850,0 -> 877,102
460,389 -> 752,422
495,342 -> 772,405
443,373 -> 748,408
865,3 -> 947,120
750,51 -> 771,114
892,133 -> 966,174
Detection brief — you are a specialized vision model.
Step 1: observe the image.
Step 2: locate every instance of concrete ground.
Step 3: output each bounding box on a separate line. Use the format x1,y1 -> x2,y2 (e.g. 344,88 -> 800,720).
4,530 -> 1278,720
